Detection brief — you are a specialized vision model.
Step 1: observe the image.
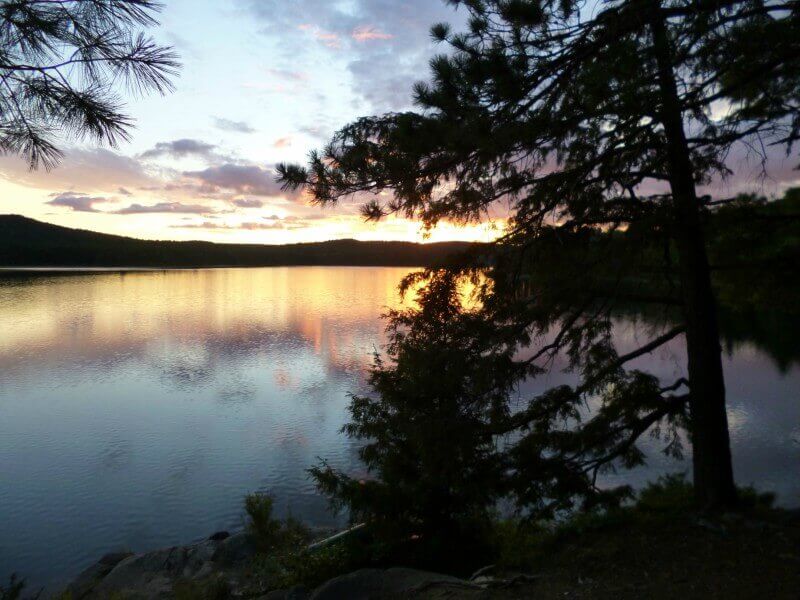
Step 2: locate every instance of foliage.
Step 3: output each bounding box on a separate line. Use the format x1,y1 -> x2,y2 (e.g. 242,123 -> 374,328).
242,492 -> 362,591
310,269 -> 510,572
244,493 -> 311,555
708,189 -> 800,314
282,0 -> 800,527
0,0 -> 179,169
254,537 -> 369,591
243,493 -> 374,590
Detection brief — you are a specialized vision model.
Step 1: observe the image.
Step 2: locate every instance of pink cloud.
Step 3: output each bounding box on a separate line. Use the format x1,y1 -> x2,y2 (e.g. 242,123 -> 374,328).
351,26 -> 394,42
297,24 -> 340,48
273,137 -> 292,148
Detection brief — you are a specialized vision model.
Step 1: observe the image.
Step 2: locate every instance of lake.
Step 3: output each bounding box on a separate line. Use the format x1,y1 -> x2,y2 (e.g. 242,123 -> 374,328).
0,267 -> 798,589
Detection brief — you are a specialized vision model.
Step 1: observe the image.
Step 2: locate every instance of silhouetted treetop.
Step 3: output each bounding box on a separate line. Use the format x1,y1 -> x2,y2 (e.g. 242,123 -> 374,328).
0,0 -> 179,169
279,0 -> 799,233
288,0 -> 800,518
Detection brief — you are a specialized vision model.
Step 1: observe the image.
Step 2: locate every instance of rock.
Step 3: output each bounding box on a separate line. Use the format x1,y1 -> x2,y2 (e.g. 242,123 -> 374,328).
469,565 -> 496,581
309,567 -> 481,599
64,528 -> 261,599
212,531 -> 258,567
91,539 -> 221,597
66,551 -> 134,599
259,584 -> 310,599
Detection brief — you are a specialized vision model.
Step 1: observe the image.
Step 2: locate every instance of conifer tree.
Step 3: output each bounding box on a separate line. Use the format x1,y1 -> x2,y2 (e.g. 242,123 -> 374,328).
282,0 -> 799,513
0,0 -> 179,169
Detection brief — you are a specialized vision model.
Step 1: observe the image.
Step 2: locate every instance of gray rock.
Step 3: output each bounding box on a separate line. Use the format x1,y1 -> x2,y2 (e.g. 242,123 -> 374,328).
91,539 -> 221,597
66,551 -> 134,599
309,567 -> 479,599
212,531 -> 258,567
259,584 -> 310,599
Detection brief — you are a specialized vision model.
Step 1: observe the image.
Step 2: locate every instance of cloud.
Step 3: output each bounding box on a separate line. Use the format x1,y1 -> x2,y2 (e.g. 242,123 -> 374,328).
351,26 -> 393,42
47,192 -> 110,213
233,198 -> 264,208
113,202 -> 214,215
273,137 -> 292,148
172,213 -> 319,231
173,220 -> 288,230
213,118 -> 256,134
183,164 -> 286,197
238,0 -> 466,112
140,139 -> 218,160
0,147 -> 154,191
298,24 -> 341,49
118,187 -> 132,196
297,125 -> 331,140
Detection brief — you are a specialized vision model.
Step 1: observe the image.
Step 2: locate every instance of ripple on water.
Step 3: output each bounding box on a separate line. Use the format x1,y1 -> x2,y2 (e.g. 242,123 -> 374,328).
0,267 -> 798,590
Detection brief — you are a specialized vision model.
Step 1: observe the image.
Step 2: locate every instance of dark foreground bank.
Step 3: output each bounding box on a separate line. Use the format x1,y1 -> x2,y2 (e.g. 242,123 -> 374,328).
4,478 -> 798,599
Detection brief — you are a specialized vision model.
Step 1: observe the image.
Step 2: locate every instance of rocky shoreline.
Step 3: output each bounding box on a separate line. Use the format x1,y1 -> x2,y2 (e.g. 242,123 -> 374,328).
60,529 -> 493,600
63,530 -> 258,599
53,504 -> 800,599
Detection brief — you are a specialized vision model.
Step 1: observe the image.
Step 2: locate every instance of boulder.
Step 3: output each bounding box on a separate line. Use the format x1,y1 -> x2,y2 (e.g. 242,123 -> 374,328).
66,551 -> 134,599
91,539 -> 221,598
63,529 -> 261,599
259,584 -> 310,599
309,567 -> 482,599
212,531 -> 258,566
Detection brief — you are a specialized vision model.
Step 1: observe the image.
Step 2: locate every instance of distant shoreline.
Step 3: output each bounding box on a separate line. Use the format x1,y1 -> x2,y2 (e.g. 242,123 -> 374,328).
0,264 -> 428,273
1,214 -> 482,271
0,264 -> 426,279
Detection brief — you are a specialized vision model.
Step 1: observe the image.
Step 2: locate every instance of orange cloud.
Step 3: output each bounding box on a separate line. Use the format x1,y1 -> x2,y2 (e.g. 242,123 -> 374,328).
351,26 -> 394,42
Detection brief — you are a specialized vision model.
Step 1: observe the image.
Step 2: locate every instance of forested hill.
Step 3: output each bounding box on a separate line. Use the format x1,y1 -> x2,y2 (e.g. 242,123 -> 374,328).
0,215 -> 477,268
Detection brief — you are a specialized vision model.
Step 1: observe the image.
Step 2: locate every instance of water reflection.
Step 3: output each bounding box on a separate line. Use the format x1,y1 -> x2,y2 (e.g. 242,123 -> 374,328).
0,268 -> 410,589
0,267 -> 797,590
517,309 -> 800,507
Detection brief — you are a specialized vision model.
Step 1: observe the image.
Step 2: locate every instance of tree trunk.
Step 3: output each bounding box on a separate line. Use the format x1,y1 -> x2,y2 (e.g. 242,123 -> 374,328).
649,4 -> 738,509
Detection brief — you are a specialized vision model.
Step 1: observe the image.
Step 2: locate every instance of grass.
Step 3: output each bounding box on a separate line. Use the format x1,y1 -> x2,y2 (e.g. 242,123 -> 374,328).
239,492 -> 369,593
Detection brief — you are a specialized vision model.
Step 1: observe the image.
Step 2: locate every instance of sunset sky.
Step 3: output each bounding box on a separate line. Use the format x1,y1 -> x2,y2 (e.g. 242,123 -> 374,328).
0,0 -> 796,245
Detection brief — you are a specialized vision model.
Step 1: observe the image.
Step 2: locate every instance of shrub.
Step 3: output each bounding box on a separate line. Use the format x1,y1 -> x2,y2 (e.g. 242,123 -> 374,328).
244,493 -> 310,554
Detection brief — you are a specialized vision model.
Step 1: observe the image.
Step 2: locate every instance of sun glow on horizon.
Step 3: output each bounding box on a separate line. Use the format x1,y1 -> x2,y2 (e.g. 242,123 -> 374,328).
0,173 -> 506,244
0,0 -> 485,245
1,0 -> 793,245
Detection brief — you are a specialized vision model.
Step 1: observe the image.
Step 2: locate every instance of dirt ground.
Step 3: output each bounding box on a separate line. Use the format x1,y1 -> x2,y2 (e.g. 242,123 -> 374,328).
466,510 -> 800,600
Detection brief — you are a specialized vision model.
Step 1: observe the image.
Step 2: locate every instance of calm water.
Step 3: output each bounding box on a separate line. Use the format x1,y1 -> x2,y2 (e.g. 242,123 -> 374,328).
0,267 -> 798,589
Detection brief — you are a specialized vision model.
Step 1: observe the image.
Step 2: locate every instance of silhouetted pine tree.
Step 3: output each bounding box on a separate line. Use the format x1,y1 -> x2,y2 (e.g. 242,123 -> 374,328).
283,0 -> 800,517
311,270 -> 513,560
0,0 -> 179,169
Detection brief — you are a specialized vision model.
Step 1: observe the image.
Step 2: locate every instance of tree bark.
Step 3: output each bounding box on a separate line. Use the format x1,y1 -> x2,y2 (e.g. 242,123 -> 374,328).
649,4 -> 738,509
